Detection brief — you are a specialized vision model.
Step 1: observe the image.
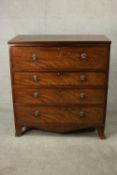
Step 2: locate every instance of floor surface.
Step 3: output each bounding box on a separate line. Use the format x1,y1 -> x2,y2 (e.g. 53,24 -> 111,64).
0,108 -> 117,175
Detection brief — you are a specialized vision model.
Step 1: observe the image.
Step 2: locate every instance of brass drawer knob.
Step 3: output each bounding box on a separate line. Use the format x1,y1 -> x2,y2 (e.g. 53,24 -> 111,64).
32,75 -> 39,81
80,92 -> 86,99
34,111 -> 41,118
58,48 -> 60,51
80,52 -> 88,60
57,72 -> 63,76
32,54 -> 38,61
33,92 -> 39,98
80,75 -> 86,82
79,111 -> 86,118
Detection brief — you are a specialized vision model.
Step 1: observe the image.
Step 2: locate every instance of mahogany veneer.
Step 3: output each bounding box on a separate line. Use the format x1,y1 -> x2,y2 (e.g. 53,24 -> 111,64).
8,35 -> 111,139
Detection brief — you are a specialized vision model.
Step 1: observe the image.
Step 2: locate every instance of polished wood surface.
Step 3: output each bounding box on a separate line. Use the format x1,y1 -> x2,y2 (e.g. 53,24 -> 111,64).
8,35 -> 111,45
14,88 -> 105,105
16,106 -> 104,132
13,72 -> 107,88
11,46 -> 108,71
8,35 -> 111,139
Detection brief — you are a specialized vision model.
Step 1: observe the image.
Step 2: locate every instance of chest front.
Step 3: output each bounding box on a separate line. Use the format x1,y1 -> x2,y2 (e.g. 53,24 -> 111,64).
8,35 -> 111,139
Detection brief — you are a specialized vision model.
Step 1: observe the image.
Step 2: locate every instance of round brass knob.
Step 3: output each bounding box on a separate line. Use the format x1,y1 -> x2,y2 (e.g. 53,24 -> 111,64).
80,92 -> 86,99
34,111 -> 41,118
79,111 -> 85,118
80,52 -> 88,60
32,75 -> 39,82
57,72 -> 63,76
32,54 -> 38,61
80,75 -> 86,82
33,92 -> 39,98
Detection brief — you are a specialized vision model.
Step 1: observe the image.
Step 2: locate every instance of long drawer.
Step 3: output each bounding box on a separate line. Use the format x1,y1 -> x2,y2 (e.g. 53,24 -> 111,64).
16,106 -> 104,126
11,46 -> 108,71
14,88 -> 106,105
13,72 -> 107,88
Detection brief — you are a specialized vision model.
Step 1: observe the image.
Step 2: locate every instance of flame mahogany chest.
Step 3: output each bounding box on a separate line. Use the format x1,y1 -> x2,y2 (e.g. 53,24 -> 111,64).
8,35 -> 111,139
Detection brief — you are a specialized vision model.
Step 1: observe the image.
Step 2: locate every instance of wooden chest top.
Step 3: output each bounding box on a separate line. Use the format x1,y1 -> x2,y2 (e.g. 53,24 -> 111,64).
8,35 -> 111,45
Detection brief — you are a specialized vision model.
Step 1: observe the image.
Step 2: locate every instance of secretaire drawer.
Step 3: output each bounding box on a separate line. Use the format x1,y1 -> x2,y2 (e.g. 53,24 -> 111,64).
14,88 -> 106,105
16,106 -> 104,126
13,72 -> 107,88
11,46 -> 108,71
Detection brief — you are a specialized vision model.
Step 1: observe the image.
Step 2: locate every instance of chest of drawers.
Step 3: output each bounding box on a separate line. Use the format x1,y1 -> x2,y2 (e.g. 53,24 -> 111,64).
8,35 -> 111,139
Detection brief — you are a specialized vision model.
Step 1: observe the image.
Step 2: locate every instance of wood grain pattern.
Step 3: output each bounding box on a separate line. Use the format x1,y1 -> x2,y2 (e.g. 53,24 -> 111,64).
14,88 -> 106,105
13,72 -> 107,88
8,35 -> 111,138
11,46 -> 108,71
16,106 -> 104,132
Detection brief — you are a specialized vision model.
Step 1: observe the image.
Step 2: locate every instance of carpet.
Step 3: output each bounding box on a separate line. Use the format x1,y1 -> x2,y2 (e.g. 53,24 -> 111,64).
0,108 -> 117,175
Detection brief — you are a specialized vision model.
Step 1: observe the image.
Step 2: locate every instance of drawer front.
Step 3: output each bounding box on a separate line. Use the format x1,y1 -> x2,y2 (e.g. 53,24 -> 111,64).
16,106 -> 104,125
11,46 -> 108,71
13,72 -> 107,88
14,89 -> 106,105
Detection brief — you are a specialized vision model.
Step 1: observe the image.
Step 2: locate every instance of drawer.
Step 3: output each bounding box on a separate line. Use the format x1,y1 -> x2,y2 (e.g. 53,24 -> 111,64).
11,46 -> 108,71
16,106 -> 104,126
13,72 -> 107,88
14,89 -> 106,105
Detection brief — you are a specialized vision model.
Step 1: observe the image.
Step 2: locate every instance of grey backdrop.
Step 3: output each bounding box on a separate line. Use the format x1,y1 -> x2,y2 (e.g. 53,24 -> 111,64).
0,0 -> 116,114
